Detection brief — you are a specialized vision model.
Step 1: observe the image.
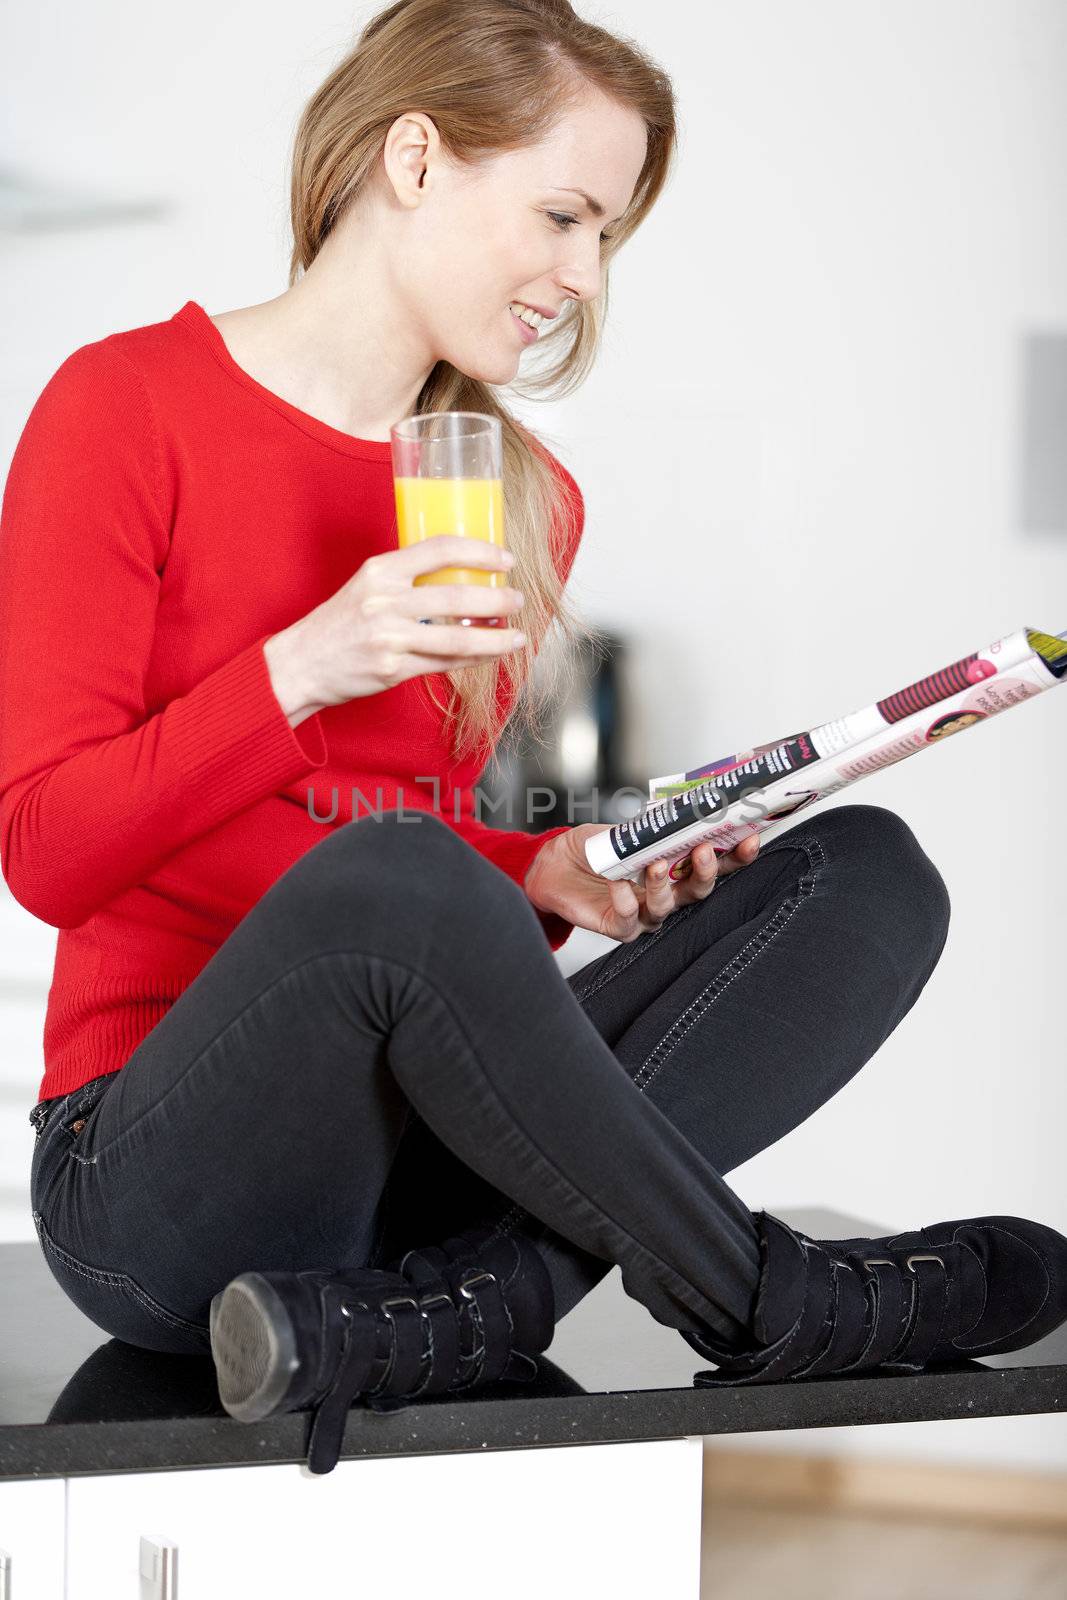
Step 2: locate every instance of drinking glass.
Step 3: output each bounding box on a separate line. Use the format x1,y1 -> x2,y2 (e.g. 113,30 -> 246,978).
391,411 -> 508,628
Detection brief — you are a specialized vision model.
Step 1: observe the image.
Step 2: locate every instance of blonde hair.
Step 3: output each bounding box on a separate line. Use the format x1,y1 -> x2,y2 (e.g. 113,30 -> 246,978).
288,0 -> 677,774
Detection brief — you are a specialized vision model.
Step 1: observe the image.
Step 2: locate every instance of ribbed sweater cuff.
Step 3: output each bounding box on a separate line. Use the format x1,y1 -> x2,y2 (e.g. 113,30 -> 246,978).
167,634 -> 327,812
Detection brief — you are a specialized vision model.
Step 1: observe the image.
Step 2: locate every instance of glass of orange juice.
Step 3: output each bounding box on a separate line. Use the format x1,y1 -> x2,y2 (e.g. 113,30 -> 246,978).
390,411 -> 507,629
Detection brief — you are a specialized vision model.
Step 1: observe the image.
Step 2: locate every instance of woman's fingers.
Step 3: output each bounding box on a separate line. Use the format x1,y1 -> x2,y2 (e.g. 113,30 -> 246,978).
665,845 -> 720,893
649,835 -> 760,911
609,878 -> 642,941
610,833 -> 762,940
717,833 -> 761,876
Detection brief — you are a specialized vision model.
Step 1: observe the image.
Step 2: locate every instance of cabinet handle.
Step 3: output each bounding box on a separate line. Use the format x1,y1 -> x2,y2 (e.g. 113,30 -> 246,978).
0,1547 -> 10,1600
140,1535 -> 179,1598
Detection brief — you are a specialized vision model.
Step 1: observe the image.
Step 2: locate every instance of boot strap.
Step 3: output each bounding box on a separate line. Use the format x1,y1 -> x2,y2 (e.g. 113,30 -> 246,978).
303,1259 -> 519,1473
836,1258 -> 910,1370
797,1251 -> 952,1375
394,1247 -> 516,1389
404,1290 -> 462,1397
693,1239 -> 837,1386
306,1303 -> 381,1475
370,1293 -> 428,1397
450,1268 -> 512,1388
789,1258 -> 872,1378
880,1253 -> 951,1370
306,1288 -> 440,1473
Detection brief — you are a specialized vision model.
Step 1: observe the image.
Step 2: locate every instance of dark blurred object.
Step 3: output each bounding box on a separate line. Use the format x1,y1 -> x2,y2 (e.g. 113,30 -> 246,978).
481,629 -> 638,832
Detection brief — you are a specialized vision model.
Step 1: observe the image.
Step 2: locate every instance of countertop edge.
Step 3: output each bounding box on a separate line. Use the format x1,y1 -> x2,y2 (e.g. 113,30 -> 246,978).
3,1365 -> 1066,1480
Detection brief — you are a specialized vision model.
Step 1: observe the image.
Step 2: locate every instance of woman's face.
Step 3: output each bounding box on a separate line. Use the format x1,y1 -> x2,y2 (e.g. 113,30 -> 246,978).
936,713 -> 980,737
380,85 -> 649,380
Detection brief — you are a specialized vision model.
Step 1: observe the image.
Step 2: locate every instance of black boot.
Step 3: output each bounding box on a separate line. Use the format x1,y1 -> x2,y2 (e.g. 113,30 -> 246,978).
209,1226 -> 555,1473
681,1209 -> 1067,1386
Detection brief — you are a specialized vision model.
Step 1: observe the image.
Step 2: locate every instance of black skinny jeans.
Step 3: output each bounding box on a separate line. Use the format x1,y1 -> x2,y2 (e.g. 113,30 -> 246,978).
28,802 -> 951,1361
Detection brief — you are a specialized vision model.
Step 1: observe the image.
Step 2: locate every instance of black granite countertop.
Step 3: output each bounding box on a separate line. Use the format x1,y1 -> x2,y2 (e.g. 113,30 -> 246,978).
3,1207 -> 1065,1479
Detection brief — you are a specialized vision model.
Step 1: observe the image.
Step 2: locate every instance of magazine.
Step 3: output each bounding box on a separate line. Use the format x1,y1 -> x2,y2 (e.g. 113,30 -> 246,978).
583,626 -> 1067,882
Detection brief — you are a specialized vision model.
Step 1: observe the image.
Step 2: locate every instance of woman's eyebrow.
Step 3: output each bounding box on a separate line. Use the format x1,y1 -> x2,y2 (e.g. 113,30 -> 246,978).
554,187 -> 606,219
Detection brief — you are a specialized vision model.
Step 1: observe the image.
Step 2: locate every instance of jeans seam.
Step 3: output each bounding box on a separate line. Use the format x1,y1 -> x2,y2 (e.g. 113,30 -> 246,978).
67,1073 -> 113,1162
568,900 -> 704,1005
32,1210 -> 208,1334
568,832 -> 821,1008
30,1093 -> 71,1139
633,834 -> 824,1092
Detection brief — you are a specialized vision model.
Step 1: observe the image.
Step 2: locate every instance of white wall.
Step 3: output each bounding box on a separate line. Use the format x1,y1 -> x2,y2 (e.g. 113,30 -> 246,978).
2,0 -> 1063,1470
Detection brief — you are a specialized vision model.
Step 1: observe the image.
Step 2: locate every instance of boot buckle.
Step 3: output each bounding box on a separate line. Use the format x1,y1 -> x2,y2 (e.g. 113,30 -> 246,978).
457,1270 -> 496,1301
857,1248 -> 940,1273
380,1293 -> 421,1315
861,1254 -> 944,1273
905,1253 -> 945,1273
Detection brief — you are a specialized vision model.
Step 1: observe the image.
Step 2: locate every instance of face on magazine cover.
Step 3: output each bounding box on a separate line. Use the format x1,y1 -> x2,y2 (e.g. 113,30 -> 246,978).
762,791 -> 819,823
926,710 -> 986,740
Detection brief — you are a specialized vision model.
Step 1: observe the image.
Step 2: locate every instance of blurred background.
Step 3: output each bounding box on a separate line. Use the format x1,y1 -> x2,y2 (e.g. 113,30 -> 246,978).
1,0 -> 1064,1587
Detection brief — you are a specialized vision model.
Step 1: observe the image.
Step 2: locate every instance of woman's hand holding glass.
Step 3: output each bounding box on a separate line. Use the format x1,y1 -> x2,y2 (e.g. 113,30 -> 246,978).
263,536 -> 526,726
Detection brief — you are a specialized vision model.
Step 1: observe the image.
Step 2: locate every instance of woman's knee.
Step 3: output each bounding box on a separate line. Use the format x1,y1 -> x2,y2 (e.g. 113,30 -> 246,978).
292,809 -> 513,916
337,808 -> 497,870
807,804 -> 951,948
305,808 -> 462,865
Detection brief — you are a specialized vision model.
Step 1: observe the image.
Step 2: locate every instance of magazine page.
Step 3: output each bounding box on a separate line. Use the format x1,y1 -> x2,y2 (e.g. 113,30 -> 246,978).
586,627 -> 1066,883
648,626 -> 1059,802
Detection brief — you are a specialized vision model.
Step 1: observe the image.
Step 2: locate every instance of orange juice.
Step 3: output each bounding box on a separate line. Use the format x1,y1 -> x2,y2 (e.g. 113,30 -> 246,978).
394,476 -> 507,591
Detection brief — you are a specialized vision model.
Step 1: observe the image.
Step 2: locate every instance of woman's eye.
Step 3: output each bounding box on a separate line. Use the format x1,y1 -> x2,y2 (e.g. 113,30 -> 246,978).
548,212 -> 612,244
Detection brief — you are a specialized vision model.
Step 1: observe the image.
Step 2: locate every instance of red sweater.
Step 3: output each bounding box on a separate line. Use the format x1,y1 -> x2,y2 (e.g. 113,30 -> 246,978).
0,300 -> 582,1102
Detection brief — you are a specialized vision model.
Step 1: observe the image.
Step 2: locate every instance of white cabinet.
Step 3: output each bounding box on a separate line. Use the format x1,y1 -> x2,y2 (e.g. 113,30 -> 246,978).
0,1476 -> 66,1599
64,1438 -> 703,1598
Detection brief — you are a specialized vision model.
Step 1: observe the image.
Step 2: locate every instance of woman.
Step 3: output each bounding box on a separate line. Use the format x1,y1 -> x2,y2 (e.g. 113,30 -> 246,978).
5,0 -> 1065,1478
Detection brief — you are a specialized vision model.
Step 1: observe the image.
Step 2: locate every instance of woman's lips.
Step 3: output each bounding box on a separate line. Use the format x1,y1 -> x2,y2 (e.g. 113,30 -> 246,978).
510,308 -> 538,344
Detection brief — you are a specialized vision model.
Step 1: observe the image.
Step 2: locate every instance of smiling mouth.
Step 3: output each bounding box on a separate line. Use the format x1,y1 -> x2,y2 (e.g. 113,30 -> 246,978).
510,307 -> 539,339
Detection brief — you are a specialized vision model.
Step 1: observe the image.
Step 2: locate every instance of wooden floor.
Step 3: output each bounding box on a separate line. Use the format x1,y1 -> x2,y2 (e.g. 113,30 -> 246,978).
700,1498 -> 1067,1598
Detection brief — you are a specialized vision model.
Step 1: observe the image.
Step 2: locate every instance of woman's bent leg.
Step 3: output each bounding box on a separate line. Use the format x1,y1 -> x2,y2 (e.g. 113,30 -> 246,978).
32,810 -> 765,1356
377,805 -> 952,1323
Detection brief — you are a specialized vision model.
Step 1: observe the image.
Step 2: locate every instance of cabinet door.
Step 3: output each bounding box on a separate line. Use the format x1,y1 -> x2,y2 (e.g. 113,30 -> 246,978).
0,1477 -> 66,1599
67,1437 -> 703,1598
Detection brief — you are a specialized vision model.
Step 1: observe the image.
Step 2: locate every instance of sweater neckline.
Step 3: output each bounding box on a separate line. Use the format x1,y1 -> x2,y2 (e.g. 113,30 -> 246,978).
174,300 -> 396,463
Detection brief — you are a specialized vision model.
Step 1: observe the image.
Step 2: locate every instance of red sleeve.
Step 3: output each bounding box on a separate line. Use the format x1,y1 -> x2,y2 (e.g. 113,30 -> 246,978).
0,342 -> 328,929
444,444 -> 586,952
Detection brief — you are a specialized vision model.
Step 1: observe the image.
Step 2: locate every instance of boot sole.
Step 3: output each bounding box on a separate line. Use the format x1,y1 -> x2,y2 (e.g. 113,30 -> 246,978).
209,1274 -> 302,1423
